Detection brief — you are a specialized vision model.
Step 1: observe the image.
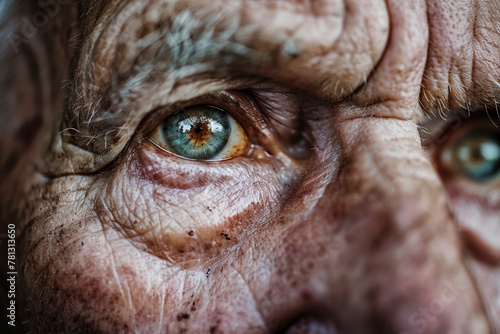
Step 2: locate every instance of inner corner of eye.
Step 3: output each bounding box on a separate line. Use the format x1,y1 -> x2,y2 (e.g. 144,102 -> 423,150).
148,104 -> 250,162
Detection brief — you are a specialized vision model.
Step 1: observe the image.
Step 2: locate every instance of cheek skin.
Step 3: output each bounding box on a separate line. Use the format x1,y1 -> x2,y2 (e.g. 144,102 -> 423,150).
15,133 -> 306,332
467,262 -> 500,329
95,140 -> 301,264
19,170 -> 283,333
21,200 -> 189,333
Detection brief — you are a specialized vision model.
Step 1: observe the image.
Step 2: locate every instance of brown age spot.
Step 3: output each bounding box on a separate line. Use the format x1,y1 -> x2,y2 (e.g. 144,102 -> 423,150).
132,204 -> 259,270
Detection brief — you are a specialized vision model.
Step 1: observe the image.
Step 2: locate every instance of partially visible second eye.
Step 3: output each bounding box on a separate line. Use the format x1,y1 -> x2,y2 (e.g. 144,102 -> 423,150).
148,105 -> 249,161
440,125 -> 500,182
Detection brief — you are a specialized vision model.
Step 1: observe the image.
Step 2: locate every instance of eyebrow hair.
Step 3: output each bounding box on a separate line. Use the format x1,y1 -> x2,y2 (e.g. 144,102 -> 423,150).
91,7 -> 266,121
160,11 -> 253,72
116,9 -> 256,92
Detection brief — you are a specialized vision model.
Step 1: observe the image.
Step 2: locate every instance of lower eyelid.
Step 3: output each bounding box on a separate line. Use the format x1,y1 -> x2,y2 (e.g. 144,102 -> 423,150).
139,140 -> 233,189
443,177 -> 500,209
137,139 -> 293,189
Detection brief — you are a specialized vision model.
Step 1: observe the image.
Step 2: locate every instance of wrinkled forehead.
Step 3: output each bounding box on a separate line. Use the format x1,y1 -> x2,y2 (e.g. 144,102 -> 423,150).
78,0 -> 387,102
77,0 -> 500,109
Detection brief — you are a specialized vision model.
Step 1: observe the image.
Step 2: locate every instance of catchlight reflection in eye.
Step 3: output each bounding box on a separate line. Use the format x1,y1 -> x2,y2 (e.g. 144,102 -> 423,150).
442,129 -> 500,182
149,105 -> 249,161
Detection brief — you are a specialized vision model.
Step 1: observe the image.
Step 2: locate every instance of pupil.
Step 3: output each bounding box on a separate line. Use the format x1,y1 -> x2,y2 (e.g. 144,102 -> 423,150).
194,126 -> 203,134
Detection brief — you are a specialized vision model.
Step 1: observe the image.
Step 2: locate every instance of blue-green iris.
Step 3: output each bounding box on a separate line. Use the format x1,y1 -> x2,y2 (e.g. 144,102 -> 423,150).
161,105 -> 231,160
453,130 -> 500,182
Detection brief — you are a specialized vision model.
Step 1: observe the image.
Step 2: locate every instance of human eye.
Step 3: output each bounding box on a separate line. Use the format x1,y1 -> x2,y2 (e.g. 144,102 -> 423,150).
148,104 -> 249,161
437,118 -> 500,183
420,107 -> 500,263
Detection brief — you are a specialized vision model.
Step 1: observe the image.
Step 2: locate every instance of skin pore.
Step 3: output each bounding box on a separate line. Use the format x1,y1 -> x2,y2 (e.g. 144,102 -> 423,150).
0,0 -> 499,333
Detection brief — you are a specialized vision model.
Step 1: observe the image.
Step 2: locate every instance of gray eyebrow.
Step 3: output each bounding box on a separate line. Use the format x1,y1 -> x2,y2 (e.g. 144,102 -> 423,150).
120,10 -> 255,87
104,9 -> 262,114
163,11 -> 252,73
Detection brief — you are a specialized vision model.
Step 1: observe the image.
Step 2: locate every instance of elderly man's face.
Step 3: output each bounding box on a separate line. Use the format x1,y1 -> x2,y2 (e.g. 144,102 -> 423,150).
1,0 -> 500,333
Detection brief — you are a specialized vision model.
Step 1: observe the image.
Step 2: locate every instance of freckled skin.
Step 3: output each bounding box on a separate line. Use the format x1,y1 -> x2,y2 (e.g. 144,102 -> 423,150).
1,0 -> 500,333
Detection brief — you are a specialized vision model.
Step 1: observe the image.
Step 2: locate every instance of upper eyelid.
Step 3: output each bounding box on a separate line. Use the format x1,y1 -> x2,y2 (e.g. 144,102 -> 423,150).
418,107 -> 500,153
139,90 -> 270,140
